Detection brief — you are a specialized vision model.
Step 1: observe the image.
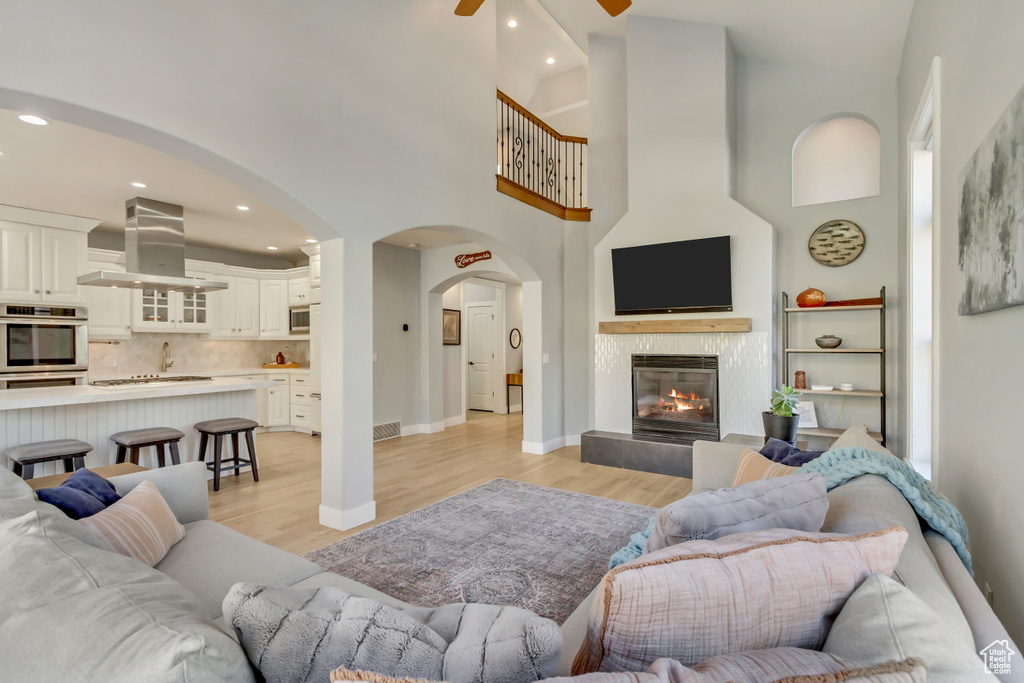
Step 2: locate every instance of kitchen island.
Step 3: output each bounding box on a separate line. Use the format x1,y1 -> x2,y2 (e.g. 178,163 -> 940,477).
0,376 -> 274,477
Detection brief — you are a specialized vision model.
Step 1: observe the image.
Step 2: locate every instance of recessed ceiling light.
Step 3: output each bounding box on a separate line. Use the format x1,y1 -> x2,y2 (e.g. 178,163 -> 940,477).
507,19 -> 517,27
305,239 -> 318,243
133,281 -> 142,284
546,57 -> 555,65
237,205 -> 250,211
19,114 -> 48,126
408,243 -> 421,249
266,246 -> 278,250
131,182 -> 146,188
0,150 -> 5,156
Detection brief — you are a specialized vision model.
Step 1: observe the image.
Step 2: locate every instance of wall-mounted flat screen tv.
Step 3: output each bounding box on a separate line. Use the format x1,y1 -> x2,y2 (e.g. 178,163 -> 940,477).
612,236 -> 733,315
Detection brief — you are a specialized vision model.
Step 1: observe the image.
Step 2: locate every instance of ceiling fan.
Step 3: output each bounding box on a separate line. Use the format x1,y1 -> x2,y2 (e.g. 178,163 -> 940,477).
455,0 -> 631,18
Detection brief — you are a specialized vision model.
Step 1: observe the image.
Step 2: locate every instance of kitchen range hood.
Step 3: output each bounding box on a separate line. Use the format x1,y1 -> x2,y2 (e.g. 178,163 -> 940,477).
78,197 -> 228,292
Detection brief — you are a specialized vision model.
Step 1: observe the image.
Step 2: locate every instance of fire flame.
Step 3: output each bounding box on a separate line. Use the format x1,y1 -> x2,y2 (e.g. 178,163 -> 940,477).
667,388 -> 700,411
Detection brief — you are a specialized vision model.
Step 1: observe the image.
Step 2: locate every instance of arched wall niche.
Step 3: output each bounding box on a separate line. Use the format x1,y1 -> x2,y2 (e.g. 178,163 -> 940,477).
792,113 -> 881,207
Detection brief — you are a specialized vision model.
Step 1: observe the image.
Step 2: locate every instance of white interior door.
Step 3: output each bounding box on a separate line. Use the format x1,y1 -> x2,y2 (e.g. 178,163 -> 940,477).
467,303 -> 495,411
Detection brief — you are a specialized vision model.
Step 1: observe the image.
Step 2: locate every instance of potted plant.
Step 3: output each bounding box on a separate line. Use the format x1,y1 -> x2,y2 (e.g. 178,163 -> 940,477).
762,385 -> 802,445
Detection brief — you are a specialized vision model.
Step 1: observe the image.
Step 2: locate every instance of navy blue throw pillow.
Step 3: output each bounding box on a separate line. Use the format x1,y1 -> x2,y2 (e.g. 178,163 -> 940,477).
35,469 -> 121,519
61,468 -> 121,506
760,438 -> 826,467
35,485 -> 107,520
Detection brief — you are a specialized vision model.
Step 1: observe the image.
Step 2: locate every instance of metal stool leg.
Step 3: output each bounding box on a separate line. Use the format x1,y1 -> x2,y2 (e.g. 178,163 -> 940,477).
212,435 -> 223,492
169,440 -> 181,466
231,432 -> 241,477
244,429 -> 259,483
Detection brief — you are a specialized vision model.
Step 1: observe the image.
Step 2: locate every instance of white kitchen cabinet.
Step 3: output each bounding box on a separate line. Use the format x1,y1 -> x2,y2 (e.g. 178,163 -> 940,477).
290,385 -> 312,429
0,222 -> 87,303
210,276 -> 260,339
310,390 -> 322,435
84,261 -> 132,340
309,304 -> 321,386
42,228 -> 88,302
259,279 -> 290,338
288,276 -> 310,306
309,253 -> 321,288
131,278 -> 212,333
267,385 -> 290,426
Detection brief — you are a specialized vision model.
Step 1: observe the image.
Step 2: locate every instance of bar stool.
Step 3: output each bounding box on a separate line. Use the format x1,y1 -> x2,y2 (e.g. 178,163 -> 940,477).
4,439 -> 93,480
194,418 -> 259,492
110,428 -> 184,468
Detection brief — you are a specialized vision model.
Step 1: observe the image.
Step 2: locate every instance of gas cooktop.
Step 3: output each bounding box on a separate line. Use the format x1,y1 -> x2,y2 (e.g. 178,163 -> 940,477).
91,375 -> 213,387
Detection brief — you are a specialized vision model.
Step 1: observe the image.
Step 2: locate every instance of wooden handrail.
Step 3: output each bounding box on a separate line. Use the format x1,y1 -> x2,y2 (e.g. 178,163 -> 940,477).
497,89 -> 588,145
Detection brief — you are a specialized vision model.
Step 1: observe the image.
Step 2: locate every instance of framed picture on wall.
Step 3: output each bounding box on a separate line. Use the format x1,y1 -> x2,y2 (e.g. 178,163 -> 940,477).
795,401 -> 818,429
442,308 -> 461,345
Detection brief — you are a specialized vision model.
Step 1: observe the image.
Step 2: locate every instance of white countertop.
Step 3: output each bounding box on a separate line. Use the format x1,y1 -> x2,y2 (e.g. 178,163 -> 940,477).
0,376 -> 276,411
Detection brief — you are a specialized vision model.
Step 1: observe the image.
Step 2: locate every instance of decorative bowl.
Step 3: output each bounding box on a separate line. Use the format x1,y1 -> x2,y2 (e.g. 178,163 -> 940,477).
815,334 -> 842,349
796,287 -> 827,307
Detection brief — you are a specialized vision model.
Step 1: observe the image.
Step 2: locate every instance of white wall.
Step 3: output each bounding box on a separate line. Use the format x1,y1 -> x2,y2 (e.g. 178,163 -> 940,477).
373,242 -> 421,430
442,284 -> 464,423
736,58 -> 899,448
898,0 -> 1024,644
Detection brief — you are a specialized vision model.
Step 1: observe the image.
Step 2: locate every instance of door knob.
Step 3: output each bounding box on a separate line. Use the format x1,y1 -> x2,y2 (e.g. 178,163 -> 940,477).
468,361 -> 475,365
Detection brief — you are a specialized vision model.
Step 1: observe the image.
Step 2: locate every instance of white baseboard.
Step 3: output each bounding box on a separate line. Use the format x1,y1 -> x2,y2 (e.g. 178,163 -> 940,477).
444,415 -> 467,428
425,421 -> 446,434
319,500 -> 377,531
564,434 -> 581,447
522,436 -> 566,454
508,404 -> 522,413
400,423 -> 425,437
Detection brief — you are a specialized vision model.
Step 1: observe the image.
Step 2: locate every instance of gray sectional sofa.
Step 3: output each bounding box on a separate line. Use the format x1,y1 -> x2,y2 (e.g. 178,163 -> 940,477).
1,445 -> 1020,681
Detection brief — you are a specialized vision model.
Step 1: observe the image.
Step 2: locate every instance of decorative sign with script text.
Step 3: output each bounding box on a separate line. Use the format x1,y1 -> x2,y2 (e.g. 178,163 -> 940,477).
455,250 -> 492,268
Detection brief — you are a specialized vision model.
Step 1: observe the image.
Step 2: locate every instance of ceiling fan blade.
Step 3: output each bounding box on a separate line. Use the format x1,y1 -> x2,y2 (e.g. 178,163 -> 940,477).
595,0 -> 631,17
454,0 -> 486,16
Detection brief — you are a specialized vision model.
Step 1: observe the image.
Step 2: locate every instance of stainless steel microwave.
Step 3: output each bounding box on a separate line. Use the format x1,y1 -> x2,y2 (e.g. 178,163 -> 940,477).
0,304 -> 89,373
289,306 -> 310,334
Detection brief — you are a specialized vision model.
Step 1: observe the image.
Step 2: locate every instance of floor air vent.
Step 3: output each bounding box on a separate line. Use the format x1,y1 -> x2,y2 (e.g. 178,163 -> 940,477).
373,421 -> 401,442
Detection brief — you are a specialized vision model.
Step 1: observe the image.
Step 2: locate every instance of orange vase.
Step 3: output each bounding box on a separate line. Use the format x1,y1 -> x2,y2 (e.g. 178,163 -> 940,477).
796,287 -> 827,307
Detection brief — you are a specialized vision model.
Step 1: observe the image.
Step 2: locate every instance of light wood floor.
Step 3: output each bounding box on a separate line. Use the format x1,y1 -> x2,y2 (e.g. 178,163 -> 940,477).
208,411 -> 691,555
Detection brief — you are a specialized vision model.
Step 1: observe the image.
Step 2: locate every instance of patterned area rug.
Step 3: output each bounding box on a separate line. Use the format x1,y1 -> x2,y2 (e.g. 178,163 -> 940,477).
304,479 -> 654,624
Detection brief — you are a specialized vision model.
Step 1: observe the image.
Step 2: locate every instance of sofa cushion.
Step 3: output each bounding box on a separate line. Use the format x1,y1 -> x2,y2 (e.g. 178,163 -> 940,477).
332,652 -> 929,683
155,519 -> 322,619
572,526 -> 908,674
823,573 -> 983,682
0,465 -> 35,502
79,479 -> 186,566
732,447 -> 798,486
822,476 -> 976,650
830,425 -> 896,459
644,472 -> 828,554
0,510 -> 254,683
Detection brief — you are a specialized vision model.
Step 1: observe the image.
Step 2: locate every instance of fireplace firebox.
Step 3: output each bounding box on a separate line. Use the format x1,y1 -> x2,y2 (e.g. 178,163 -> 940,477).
632,355 -> 720,444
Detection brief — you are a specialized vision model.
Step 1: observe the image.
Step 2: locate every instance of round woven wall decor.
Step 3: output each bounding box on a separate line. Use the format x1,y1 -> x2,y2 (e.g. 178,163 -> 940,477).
807,219 -> 865,267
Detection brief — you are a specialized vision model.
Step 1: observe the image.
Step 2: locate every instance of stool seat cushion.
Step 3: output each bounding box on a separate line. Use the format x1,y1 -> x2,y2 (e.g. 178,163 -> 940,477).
110,428 -> 185,446
5,439 -> 93,463
194,418 -> 258,434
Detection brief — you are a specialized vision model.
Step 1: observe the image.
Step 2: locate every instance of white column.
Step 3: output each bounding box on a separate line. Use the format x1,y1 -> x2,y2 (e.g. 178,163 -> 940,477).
419,290 -> 445,432
319,236 -> 376,530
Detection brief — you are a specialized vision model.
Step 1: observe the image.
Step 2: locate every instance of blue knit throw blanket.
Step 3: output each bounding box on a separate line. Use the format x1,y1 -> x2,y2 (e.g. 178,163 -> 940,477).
797,446 -> 972,574
609,446 -> 972,574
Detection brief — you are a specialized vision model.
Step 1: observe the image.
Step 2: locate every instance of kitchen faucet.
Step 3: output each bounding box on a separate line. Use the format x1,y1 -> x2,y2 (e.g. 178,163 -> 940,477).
161,341 -> 174,373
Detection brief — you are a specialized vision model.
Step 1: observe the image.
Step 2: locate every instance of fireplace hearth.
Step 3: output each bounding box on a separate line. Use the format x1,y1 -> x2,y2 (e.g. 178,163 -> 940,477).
632,355 -> 720,444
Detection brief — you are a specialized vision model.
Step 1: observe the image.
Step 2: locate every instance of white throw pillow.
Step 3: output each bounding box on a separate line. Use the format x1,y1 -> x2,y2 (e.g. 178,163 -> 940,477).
830,424 -> 897,459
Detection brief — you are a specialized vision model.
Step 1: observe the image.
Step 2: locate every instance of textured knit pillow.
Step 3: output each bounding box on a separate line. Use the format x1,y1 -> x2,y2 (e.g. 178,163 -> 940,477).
830,425 -> 896,459
644,473 -> 828,554
572,526 -> 909,674
78,479 -> 185,566
732,447 -> 798,486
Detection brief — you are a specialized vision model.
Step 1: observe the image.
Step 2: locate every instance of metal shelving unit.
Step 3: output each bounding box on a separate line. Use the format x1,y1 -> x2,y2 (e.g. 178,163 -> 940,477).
782,287 -> 886,446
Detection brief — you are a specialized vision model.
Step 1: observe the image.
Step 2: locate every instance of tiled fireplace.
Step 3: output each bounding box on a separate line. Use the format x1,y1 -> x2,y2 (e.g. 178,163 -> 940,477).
632,354 -> 720,444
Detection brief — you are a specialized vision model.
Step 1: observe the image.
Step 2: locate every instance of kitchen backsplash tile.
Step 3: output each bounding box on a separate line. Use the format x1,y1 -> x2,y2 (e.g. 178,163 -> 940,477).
89,334 -> 309,378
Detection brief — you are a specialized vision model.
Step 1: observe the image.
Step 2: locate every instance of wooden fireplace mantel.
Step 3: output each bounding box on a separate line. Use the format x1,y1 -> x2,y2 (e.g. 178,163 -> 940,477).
598,318 -> 752,334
